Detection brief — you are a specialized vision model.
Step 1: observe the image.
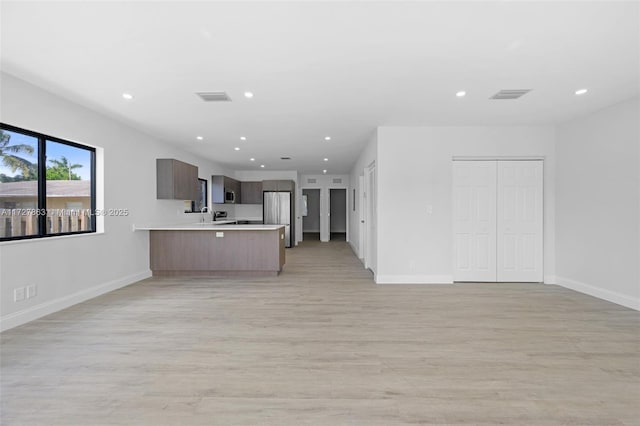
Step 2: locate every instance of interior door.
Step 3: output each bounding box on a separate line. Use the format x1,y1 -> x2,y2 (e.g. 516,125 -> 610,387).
453,161 -> 497,281
497,161 -> 544,282
364,162 -> 376,273
358,175 -> 365,259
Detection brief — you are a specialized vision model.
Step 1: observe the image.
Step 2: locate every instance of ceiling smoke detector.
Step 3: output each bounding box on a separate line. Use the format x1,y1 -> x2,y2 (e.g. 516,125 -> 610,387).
490,89 -> 531,100
195,92 -> 232,102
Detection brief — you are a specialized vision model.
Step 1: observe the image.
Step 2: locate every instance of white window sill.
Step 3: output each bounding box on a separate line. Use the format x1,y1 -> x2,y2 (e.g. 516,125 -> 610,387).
0,231 -> 105,246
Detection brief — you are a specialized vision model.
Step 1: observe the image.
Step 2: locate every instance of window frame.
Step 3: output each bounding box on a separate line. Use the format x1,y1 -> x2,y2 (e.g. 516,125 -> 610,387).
0,123 -> 97,242
196,178 -> 208,212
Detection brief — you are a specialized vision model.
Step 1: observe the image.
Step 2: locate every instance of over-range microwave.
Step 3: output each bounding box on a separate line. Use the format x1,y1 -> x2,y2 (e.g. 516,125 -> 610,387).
225,190 -> 236,203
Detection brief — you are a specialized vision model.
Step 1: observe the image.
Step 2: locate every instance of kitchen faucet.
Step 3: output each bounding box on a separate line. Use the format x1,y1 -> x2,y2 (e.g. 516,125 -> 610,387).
200,206 -> 210,223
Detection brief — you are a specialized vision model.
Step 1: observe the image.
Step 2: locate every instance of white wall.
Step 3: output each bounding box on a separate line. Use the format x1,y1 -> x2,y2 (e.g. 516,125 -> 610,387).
299,174 -> 349,242
0,73 -> 233,330
556,97 -> 640,310
375,126 -> 556,284
348,133 -> 378,259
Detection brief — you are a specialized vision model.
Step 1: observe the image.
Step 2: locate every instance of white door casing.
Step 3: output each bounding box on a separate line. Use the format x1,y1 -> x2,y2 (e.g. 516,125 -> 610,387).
453,161 -> 498,281
497,161 -> 544,282
358,175 -> 365,259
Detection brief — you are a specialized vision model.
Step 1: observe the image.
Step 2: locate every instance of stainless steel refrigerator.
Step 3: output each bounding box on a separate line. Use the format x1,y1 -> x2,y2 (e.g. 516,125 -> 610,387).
263,191 -> 292,247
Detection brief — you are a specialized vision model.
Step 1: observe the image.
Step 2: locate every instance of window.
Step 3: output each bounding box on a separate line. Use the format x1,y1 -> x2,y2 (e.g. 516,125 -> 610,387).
194,178 -> 207,212
0,124 -> 96,241
185,178 -> 208,213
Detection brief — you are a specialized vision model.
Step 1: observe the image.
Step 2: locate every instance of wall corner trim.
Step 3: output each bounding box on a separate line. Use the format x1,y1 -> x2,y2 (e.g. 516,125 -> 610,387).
348,240 -> 359,258
0,270 -> 152,332
556,276 -> 640,311
376,275 -> 454,284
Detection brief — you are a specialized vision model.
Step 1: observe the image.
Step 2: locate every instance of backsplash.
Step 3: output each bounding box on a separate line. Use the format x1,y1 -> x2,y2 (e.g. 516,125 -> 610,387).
234,204 -> 262,220
212,203 -> 234,216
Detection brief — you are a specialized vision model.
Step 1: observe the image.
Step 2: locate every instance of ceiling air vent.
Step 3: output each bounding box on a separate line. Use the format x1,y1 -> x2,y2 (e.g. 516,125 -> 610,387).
195,92 -> 231,102
280,157 -> 292,160
490,89 -> 531,100
332,178 -> 342,184
307,178 -> 317,184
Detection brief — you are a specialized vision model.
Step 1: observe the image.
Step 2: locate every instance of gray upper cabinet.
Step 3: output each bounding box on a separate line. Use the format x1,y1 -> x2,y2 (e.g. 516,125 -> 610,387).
157,159 -> 198,200
240,181 -> 263,204
263,180 -> 294,192
262,180 -> 278,192
212,175 -> 241,203
277,180 -> 294,191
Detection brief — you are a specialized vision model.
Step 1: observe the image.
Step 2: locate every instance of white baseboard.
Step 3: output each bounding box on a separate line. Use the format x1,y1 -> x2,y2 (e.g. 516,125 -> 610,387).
556,276 -> 639,311
376,274 -> 454,284
0,270 -> 152,332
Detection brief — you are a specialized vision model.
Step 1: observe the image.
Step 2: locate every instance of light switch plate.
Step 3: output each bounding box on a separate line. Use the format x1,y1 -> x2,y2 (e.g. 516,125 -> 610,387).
216,232 -> 224,238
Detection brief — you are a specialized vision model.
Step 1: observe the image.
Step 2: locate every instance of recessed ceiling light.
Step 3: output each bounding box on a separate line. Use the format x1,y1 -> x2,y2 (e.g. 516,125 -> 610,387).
260,164 -> 265,168
323,158 -> 329,162
240,136 -> 246,141
122,93 -> 134,100
322,169 -> 327,174
324,136 -> 331,141
234,147 -> 240,151
575,88 -> 588,95
244,91 -> 254,98
250,158 -> 255,162
456,91 -> 466,97
196,136 -> 203,141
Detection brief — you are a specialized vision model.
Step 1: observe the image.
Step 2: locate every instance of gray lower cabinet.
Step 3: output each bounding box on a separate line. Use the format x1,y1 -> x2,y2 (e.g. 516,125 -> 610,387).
157,159 -> 198,200
240,181 -> 263,204
149,228 -> 285,276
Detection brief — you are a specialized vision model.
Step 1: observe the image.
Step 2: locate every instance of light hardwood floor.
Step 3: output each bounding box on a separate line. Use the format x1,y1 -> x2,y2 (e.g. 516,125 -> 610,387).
2,240 -> 639,425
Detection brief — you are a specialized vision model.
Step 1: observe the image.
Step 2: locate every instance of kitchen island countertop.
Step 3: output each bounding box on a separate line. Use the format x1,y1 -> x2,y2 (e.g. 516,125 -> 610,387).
134,223 -> 283,231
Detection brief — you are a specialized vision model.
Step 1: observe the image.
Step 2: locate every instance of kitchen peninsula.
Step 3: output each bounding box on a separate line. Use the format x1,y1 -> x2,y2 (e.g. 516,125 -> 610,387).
136,223 -> 285,277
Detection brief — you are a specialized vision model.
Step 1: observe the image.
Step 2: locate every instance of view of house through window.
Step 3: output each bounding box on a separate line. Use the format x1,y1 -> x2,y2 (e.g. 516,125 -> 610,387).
0,129 -> 39,237
45,140 -> 93,235
0,125 -> 96,240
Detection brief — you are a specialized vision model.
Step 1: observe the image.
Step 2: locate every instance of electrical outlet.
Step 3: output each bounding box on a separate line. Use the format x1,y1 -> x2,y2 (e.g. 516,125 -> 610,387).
27,285 -> 37,299
14,287 -> 25,302
215,232 -> 224,238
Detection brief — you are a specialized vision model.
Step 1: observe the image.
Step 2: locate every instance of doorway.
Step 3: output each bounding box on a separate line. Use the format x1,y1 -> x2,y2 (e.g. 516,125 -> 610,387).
329,189 -> 347,241
302,188 -> 320,241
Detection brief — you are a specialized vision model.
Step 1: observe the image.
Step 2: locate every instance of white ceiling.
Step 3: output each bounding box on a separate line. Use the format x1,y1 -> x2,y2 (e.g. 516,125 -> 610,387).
1,1 -> 638,174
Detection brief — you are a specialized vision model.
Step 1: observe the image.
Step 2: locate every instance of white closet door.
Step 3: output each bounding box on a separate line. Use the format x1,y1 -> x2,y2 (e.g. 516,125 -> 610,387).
497,161 -> 543,282
453,161 -> 497,281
